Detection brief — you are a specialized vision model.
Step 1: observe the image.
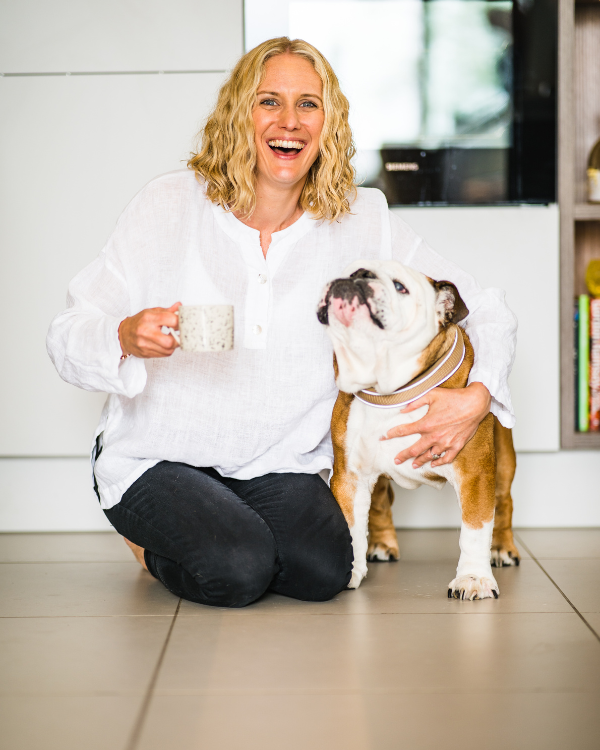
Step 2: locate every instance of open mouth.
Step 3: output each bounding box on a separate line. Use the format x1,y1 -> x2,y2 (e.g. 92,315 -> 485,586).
267,139 -> 306,156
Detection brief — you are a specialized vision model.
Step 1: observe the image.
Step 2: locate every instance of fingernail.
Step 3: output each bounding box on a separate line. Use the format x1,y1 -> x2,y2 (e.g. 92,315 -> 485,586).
412,463 -> 418,469
394,459 -> 400,464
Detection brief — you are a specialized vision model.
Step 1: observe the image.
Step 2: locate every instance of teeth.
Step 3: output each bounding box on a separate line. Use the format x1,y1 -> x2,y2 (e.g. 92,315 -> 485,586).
268,139 -> 305,150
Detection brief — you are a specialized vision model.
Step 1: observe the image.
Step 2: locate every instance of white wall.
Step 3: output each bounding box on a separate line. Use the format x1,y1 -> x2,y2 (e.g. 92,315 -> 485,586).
393,205 -> 560,453
0,0 -> 241,456
1,453 -> 599,531
0,0 -> 597,531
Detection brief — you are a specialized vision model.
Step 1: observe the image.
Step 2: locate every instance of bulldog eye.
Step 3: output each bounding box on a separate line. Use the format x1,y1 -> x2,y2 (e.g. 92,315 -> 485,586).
393,280 -> 408,294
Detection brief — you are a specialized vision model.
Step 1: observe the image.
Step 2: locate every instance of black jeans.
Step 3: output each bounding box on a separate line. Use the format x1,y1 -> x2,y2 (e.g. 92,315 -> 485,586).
103,461 -> 353,608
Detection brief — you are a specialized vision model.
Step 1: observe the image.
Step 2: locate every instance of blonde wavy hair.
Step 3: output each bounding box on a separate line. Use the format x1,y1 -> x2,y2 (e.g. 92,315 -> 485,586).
187,37 -> 357,222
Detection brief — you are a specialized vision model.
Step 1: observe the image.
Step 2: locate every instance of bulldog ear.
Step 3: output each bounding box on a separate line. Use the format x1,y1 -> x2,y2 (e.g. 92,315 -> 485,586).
433,280 -> 469,326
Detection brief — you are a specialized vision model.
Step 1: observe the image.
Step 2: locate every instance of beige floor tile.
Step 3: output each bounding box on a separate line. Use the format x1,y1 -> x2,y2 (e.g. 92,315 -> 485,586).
0,563 -> 178,617
0,616 -> 173,696
0,695 -> 141,750
155,613 -> 600,695
0,531 -> 131,563
139,691 -> 600,750
516,529 -> 600,559
540,559 -> 600,613
179,558 -> 570,616
397,528 -> 530,560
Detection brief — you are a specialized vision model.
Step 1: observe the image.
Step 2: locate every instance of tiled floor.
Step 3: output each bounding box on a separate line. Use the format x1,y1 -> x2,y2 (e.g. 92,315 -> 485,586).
0,529 -> 598,750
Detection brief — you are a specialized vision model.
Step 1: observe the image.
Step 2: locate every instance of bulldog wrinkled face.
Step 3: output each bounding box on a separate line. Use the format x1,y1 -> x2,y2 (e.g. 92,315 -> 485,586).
316,259 -> 463,393
316,260 -> 432,339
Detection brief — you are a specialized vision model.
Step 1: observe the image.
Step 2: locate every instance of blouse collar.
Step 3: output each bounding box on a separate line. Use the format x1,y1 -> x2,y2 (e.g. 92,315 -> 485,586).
210,201 -> 317,253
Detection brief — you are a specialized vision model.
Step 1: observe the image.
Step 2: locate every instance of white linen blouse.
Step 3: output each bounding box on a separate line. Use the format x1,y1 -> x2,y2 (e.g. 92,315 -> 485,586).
47,170 -> 517,509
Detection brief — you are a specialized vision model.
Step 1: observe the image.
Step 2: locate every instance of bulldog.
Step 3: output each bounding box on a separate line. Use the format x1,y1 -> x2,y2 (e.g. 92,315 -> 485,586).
317,259 -> 520,599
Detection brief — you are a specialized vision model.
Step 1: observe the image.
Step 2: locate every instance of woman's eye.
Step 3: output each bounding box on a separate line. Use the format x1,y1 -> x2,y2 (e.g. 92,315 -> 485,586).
394,281 -> 408,294
261,99 -> 277,106
300,100 -> 317,108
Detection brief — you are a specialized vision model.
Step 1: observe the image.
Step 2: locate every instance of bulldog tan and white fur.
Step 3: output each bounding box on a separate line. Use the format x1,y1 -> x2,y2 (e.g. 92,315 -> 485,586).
316,259 -> 519,599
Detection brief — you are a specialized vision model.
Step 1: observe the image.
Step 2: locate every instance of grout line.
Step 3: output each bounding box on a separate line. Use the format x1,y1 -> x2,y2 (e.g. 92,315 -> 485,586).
125,598 -> 181,750
0,70 -> 226,78
514,532 -> 600,644
0,611 -> 584,619
0,561 -> 140,564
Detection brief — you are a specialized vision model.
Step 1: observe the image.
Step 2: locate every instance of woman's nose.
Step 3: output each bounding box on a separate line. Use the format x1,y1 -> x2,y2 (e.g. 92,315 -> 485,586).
277,103 -> 301,131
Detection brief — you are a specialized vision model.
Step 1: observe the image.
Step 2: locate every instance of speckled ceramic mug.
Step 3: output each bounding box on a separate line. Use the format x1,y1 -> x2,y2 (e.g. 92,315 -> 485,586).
178,305 -> 234,352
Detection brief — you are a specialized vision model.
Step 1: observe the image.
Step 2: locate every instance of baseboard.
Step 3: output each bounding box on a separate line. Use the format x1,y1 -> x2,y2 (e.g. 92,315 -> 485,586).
0,452 -> 598,531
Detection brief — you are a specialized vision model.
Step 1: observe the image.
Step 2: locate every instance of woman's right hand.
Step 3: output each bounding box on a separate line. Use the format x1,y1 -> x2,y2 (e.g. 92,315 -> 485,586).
118,302 -> 181,359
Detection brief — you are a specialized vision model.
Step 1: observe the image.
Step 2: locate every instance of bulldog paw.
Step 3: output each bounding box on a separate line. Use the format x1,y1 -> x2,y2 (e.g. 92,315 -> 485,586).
448,575 -> 499,601
491,531 -> 520,567
491,546 -> 520,567
367,541 -> 399,562
348,566 -> 367,589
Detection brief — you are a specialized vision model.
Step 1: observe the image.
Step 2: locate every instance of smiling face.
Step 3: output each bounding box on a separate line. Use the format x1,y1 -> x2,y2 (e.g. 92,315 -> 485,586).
252,53 -> 325,193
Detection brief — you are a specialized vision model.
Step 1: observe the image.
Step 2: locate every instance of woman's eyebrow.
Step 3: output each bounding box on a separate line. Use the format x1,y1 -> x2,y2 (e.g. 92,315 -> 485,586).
256,89 -> 323,102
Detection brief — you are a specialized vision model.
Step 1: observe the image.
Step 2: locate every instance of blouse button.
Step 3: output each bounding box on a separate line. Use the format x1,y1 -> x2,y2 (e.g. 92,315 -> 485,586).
252,325 -> 262,335
257,274 -> 267,284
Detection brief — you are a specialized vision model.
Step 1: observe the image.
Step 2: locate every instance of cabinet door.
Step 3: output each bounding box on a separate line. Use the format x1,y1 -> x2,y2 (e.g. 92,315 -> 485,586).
0,0 -> 242,73
394,205 -> 560,452
0,72 -> 226,455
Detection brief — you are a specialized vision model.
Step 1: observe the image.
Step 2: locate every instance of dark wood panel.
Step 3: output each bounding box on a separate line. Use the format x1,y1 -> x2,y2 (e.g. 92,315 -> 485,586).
560,0 -> 577,447
574,6 -> 600,204
561,0 -> 600,448
575,222 -> 600,295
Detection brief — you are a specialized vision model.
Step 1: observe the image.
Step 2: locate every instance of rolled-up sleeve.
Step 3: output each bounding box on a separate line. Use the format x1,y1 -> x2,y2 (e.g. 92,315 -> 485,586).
46,236 -> 147,398
389,211 -> 517,428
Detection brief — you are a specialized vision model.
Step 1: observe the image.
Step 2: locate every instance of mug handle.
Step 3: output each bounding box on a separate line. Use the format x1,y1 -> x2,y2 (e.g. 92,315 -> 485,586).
161,323 -> 180,345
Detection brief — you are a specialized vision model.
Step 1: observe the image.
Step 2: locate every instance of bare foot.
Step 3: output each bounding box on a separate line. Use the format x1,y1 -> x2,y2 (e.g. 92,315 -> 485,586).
124,538 -> 148,571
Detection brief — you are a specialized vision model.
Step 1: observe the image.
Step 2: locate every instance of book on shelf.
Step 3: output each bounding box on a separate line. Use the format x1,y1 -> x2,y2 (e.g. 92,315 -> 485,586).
590,298 -> 600,432
578,295 -> 589,432
574,294 -> 600,433
574,300 -> 579,431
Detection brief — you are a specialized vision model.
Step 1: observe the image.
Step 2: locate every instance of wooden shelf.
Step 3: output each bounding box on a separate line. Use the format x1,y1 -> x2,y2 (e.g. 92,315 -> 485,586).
571,431 -> 600,448
574,203 -> 600,220
559,0 -> 600,448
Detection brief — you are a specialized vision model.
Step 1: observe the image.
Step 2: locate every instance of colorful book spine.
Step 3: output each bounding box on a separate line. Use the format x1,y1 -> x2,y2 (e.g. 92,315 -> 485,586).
590,298 -> 600,432
574,301 -> 579,431
578,295 -> 590,432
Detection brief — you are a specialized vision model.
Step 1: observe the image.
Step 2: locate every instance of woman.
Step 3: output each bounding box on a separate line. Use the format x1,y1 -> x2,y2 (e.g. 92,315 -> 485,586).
47,38 -> 516,607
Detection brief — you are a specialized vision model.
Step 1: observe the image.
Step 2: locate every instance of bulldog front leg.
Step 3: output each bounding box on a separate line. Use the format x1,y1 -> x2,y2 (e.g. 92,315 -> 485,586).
448,414 -> 500,600
346,480 -> 373,588
330,464 -> 371,589
450,520 -> 499,600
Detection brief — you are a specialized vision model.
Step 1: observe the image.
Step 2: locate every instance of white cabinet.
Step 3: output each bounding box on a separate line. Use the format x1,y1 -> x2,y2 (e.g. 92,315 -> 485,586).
0,72 -> 227,455
0,0 -> 242,73
394,205 -> 560,452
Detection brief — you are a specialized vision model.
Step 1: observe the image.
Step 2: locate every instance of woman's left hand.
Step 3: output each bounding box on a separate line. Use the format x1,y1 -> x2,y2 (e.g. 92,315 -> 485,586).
380,382 -> 492,469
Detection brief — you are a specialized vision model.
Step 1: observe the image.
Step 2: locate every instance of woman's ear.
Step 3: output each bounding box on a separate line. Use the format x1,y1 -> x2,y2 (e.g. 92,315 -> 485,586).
433,280 -> 469,327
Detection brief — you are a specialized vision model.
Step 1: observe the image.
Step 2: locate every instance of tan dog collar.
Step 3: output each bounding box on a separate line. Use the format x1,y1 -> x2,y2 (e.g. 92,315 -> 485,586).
355,327 -> 466,409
